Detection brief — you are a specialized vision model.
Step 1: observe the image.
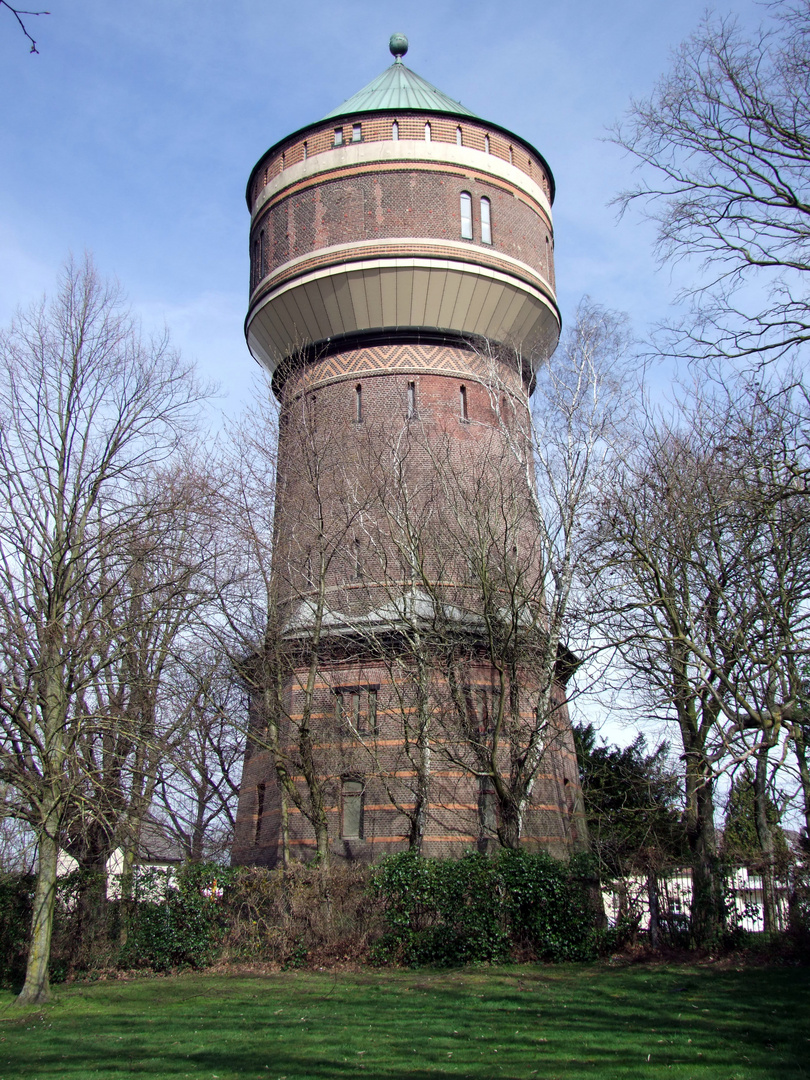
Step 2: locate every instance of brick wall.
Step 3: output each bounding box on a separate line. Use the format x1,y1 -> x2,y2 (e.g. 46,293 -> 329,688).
231,660 -> 582,867
250,168 -> 553,290
248,113 -> 553,210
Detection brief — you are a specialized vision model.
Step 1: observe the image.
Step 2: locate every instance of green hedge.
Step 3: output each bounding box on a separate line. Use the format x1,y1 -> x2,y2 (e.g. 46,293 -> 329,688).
119,863 -> 235,972
370,849 -> 607,966
0,873 -> 33,988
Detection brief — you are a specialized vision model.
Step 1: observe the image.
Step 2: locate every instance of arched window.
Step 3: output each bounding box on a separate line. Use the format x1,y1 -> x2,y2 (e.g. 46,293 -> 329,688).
456,126 -> 463,146
459,384 -> 468,420
480,198 -> 492,244
484,134 -> 490,153
460,192 -> 473,240
392,120 -> 399,141
355,383 -> 362,423
424,122 -> 431,142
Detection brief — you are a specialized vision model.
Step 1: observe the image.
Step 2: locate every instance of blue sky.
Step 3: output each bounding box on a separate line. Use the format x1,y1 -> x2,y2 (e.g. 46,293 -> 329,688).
0,0 -> 763,419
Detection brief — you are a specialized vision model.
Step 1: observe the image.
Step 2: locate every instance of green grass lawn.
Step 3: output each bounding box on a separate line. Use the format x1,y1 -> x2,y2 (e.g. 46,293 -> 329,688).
0,963 -> 807,1079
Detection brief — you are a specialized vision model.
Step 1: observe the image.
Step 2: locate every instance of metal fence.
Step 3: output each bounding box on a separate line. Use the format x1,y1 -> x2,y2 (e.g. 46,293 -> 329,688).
601,866 -> 798,935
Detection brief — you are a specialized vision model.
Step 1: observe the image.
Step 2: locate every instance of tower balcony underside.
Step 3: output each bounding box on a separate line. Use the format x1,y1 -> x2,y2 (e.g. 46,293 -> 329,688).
246,251 -> 560,375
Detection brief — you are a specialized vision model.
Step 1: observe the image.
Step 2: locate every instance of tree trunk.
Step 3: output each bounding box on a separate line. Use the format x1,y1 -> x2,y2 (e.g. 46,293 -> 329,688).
684,753 -> 722,948
647,871 -> 661,950
753,743 -> 777,933
17,828 -> 59,1005
280,786 -> 290,868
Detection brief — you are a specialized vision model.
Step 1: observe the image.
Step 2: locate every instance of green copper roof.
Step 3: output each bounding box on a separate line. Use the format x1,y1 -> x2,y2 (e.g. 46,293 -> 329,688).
322,60 -> 479,121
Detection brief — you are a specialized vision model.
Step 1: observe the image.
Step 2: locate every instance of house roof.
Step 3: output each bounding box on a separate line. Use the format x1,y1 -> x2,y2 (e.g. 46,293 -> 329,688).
322,57 -> 479,121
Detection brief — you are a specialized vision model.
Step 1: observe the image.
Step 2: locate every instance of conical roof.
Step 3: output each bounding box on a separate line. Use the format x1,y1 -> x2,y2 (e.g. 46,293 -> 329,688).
322,58 -> 479,121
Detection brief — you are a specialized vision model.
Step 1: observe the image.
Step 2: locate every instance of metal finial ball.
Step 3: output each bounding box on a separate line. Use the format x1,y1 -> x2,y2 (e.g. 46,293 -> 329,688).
389,33 -> 408,59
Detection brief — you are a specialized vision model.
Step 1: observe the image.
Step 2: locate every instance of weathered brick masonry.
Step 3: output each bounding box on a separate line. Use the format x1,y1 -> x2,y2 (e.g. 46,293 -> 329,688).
232,39 -> 585,868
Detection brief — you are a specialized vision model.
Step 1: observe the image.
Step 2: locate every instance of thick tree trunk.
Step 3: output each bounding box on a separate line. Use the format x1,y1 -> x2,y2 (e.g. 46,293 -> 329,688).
18,828 -> 59,1005
684,753 -> 722,948
753,743 -> 777,933
790,724 -> 810,847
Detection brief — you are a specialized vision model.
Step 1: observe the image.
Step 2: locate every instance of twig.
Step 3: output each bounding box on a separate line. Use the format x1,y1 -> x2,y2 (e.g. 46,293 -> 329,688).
1,2 -> 49,54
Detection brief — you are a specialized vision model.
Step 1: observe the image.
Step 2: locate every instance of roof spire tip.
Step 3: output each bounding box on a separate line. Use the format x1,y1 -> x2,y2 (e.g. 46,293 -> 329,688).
389,32 -> 408,62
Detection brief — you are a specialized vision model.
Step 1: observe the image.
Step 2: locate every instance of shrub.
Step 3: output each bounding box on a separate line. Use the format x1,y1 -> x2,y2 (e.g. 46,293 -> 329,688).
119,863 -> 234,972
0,873 -> 33,988
370,849 -> 605,966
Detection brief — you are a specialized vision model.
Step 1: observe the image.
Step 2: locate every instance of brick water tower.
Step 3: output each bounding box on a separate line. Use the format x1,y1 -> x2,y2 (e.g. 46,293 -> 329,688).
232,36 -> 585,866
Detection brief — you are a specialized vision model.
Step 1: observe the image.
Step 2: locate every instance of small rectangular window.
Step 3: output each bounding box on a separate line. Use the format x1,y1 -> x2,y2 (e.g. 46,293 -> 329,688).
481,197 -> 492,244
352,123 -> 362,143
407,381 -> 417,418
342,780 -> 363,839
460,192 -> 473,240
334,127 -> 344,146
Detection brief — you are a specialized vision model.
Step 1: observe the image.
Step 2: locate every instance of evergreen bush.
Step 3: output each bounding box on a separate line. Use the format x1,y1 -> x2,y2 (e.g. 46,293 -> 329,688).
120,863 -> 234,972
370,849 -> 606,966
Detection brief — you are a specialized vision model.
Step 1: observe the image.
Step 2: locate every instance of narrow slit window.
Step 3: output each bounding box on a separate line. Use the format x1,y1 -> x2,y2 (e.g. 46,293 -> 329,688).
355,383 -> 363,423
254,782 -> 266,846
367,689 -> 378,734
509,145 -> 514,165
342,780 -> 363,839
259,229 -> 266,277
354,539 -> 362,579
480,197 -> 492,244
303,140 -> 308,160
407,381 -> 417,418
392,120 -> 399,141
281,151 -> 286,169
460,192 -> 473,240
333,127 -> 344,146
424,122 -> 431,142
456,126 -> 463,146
484,134 -> 490,153
352,123 -> 362,142
460,384 -> 468,420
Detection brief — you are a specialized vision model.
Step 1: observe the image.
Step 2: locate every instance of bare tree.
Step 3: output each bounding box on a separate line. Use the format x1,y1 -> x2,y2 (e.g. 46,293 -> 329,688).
613,0 -> 810,365
153,654 -> 244,861
592,369 -> 810,940
0,257 -> 209,1004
